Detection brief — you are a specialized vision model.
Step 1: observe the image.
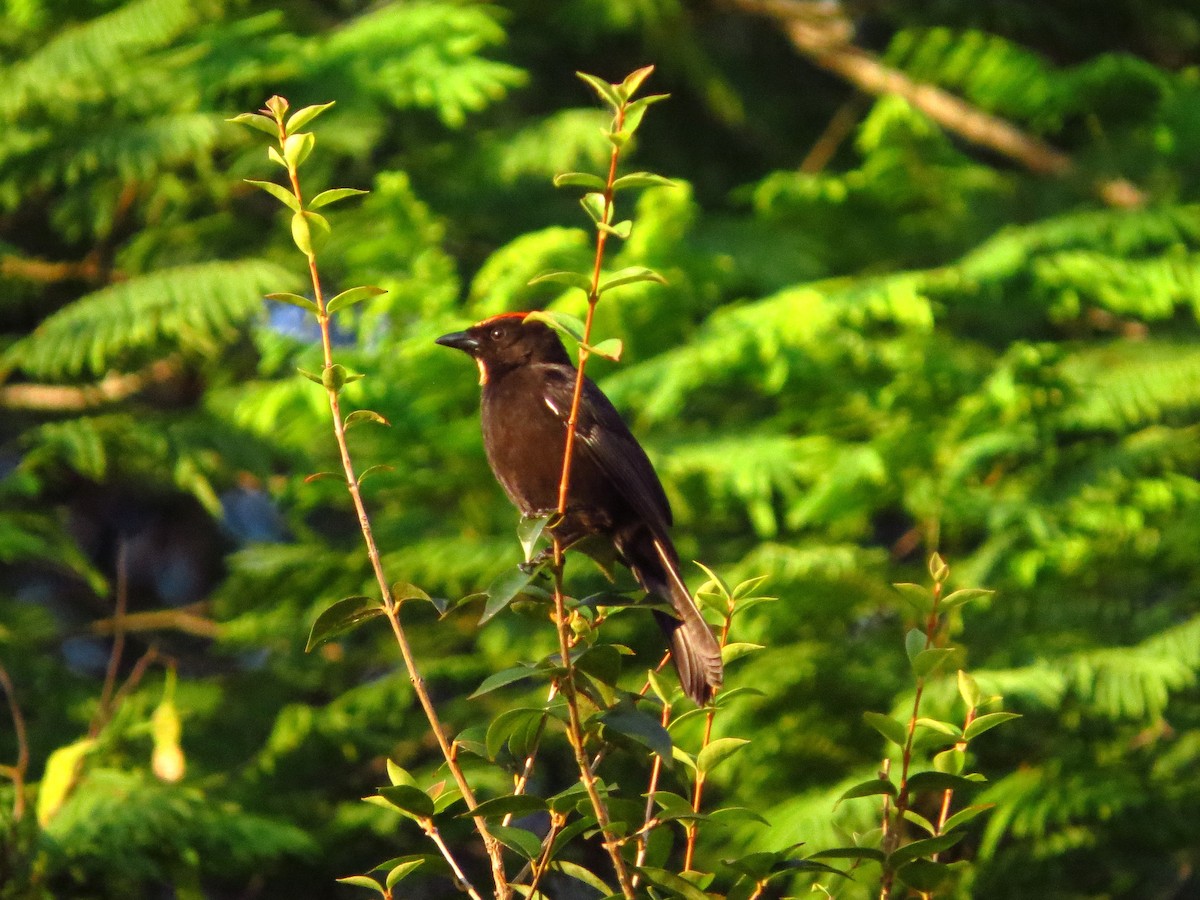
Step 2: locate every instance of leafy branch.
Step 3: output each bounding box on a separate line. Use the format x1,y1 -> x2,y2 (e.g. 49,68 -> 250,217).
229,97 -> 508,900
536,64 -> 670,900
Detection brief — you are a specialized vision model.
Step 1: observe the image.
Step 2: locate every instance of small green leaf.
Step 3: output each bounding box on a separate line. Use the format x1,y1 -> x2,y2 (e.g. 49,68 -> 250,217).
518,513 -> 552,564
964,711 -> 1021,740
809,847 -> 886,863
303,471 -> 340,483
863,711 -> 908,747
916,717 -> 961,736
906,771 -> 981,795
576,71 -> 622,109
598,219 -> 632,239
621,93 -> 668,134
894,582 -> 933,614
928,552 -> 949,583
553,172 -> 607,190
283,131 -> 315,168
490,824 -> 544,860
671,744 -> 697,775
902,809 -> 937,835
265,291 -> 318,313
941,588 -> 993,610
706,805 -> 771,827
522,309 -> 587,343
942,803 -> 996,832
905,628 -> 927,663
958,670 -> 982,708
649,791 -> 704,822
245,179 -> 300,212
696,737 -> 749,776
896,858 -> 951,892
306,596 -> 384,651
837,778 -> 897,803
618,65 -> 655,100
470,665 -> 538,698
888,832 -> 964,869
309,187 -> 368,209
465,794 -> 548,820
267,145 -> 287,168
605,128 -> 631,148
552,860 -> 613,896
345,409 -> 390,429
386,760 -> 417,788
612,172 -> 676,191
481,566 -> 542,624
587,338 -> 623,361
575,643 -> 623,687
486,707 -> 547,760
357,464 -> 394,485
377,784 -> 435,819
526,271 -> 593,294
391,582 -> 430,604
227,112 -> 278,137
335,874 -> 383,894
580,191 -> 609,225
647,668 -> 673,705
634,866 -> 710,900
328,285 -> 385,315
291,210 -> 330,256
912,647 -> 956,678
296,367 -> 323,385
722,642 -> 765,663
286,101 -> 335,134
384,860 -> 424,890
597,266 -> 667,294
934,748 -> 965,774
600,703 -> 672,759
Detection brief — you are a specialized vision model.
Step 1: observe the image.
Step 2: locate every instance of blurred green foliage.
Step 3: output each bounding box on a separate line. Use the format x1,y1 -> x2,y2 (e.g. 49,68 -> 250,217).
2,0 -> 1200,897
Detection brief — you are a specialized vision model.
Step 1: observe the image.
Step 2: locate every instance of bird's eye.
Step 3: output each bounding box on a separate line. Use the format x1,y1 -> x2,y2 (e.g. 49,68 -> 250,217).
489,326 -> 505,341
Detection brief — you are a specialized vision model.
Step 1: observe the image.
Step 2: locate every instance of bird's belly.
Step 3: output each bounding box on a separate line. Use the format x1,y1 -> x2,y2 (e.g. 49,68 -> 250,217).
481,401 -> 617,522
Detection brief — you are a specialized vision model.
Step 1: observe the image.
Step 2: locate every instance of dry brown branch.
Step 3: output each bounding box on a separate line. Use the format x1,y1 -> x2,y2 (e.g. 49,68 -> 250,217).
89,603 -> 221,639
0,358 -> 183,411
732,0 -> 1147,207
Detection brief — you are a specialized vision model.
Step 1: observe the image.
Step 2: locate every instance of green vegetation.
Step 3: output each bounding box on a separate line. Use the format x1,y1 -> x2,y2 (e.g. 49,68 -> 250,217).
2,1 -> 1199,897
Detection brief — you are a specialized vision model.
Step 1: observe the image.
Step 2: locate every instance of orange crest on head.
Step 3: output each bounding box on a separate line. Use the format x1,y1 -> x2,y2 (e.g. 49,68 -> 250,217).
472,311 -> 531,328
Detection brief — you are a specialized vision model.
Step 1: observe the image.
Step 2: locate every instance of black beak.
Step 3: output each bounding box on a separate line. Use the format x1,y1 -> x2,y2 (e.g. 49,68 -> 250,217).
435,330 -> 480,354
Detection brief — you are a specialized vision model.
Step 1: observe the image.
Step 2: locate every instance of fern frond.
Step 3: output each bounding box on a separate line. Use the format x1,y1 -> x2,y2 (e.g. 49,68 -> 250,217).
321,2 -> 526,127
491,108 -> 610,182
1034,249 -> 1200,322
5,260 -> 297,379
1061,343 -> 1200,431
0,0 -> 208,119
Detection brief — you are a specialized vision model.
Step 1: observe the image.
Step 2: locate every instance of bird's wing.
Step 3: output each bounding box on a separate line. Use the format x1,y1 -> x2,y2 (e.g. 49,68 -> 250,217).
539,364 -> 673,534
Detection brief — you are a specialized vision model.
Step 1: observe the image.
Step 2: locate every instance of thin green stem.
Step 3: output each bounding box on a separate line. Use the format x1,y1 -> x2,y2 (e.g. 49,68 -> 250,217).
275,113 -> 508,899
547,98 -> 636,899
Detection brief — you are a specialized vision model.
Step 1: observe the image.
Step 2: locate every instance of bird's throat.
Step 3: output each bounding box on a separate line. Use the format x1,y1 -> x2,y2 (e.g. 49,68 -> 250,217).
475,358 -> 488,385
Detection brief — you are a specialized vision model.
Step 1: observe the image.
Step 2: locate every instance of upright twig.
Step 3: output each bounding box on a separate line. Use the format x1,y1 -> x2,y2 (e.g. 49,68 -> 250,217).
238,97 -> 508,899
0,661 -> 29,820
546,72 -> 649,900
90,538 -> 129,738
683,592 -> 734,871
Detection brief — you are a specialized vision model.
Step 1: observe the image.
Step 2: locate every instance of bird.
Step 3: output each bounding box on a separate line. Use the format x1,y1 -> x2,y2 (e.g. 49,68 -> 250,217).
437,312 -> 723,704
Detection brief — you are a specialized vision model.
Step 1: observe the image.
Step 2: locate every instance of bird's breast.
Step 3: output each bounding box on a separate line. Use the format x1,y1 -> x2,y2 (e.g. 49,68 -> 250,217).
481,376 -> 571,514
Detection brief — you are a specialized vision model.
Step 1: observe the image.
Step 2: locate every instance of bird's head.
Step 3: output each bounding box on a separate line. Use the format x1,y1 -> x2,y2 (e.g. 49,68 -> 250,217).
436,313 -> 571,384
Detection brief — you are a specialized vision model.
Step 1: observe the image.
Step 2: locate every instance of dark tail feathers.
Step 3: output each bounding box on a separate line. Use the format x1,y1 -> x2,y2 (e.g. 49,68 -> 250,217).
620,529 -> 724,704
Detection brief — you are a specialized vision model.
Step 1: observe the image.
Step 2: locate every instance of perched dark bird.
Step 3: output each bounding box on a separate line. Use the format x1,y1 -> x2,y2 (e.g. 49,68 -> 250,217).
437,313 -> 723,703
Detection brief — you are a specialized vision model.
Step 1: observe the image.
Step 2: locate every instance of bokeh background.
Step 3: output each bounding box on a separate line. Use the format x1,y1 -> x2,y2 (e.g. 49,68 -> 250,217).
3,1 -> 1200,897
